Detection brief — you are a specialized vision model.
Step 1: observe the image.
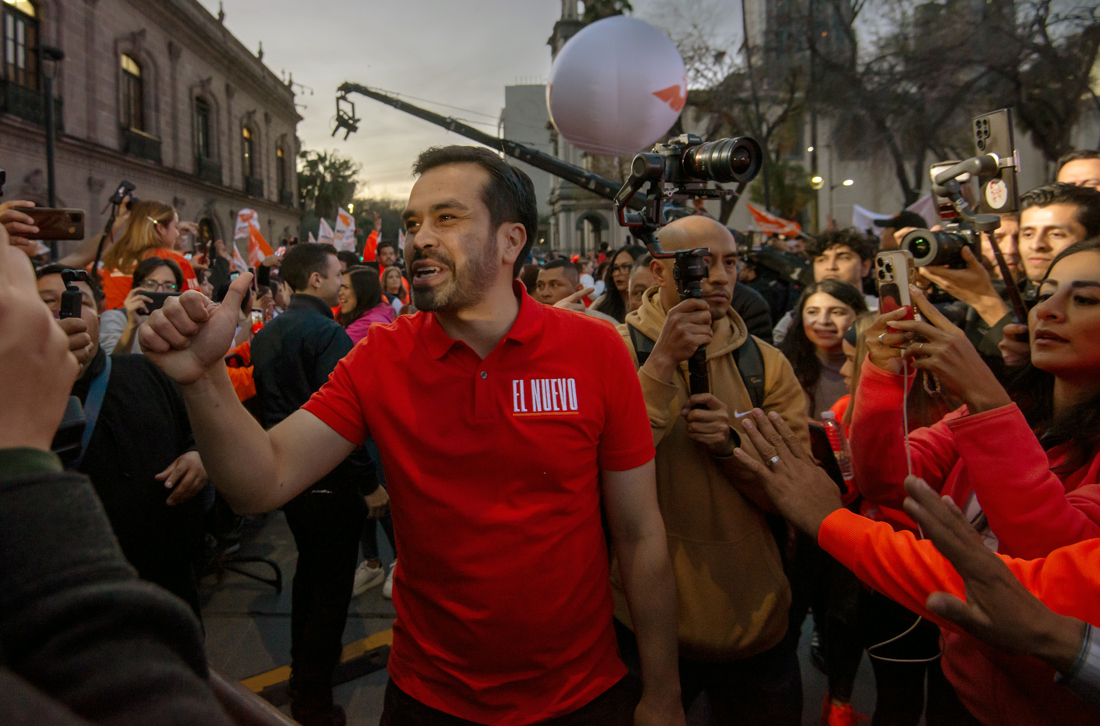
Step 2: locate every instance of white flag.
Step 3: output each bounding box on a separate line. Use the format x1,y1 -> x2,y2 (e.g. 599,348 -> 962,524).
231,244 -> 249,275
318,218 -> 336,245
334,209 -> 357,253
398,229 -> 406,251
308,231 -> 318,244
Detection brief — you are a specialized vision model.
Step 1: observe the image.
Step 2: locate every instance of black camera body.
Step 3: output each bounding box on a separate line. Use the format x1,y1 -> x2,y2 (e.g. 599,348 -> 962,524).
615,134 -> 763,404
900,225 -> 979,269
60,269 -> 91,319
634,134 -> 763,189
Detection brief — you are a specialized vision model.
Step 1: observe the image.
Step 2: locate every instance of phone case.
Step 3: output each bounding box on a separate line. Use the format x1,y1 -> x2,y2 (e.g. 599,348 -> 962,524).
875,250 -> 918,321
973,109 -> 1018,215
25,209 -> 86,241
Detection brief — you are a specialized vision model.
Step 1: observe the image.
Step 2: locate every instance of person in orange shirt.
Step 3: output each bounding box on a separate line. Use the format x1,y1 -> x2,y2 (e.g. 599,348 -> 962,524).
99,201 -> 199,310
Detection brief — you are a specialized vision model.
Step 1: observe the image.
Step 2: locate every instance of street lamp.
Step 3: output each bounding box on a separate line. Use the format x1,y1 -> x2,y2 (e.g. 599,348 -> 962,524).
41,45 -> 64,260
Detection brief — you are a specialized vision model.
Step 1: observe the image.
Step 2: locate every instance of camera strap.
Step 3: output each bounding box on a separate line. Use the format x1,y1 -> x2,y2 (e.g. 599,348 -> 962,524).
628,324 -> 764,409
72,355 -> 112,470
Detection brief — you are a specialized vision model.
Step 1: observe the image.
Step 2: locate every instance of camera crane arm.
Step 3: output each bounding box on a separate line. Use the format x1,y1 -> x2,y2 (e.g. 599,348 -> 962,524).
334,82 -> 644,209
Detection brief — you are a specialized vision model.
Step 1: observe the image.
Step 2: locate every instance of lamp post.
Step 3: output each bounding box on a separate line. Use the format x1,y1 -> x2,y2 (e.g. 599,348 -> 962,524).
809,145 -> 854,228
41,45 -> 64,260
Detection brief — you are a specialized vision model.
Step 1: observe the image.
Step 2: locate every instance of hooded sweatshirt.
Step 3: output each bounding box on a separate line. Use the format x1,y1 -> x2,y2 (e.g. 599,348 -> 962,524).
611,287 -> 808,661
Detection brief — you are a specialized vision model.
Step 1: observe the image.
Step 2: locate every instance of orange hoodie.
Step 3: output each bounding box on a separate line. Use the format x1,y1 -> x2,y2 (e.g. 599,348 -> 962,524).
821,508 -> 1100,725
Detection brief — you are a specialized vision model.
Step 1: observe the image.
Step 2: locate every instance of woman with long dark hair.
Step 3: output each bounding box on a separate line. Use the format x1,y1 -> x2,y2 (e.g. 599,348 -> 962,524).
338,266 -> 394,345
848,237 -> 1100,725
780,279 -> 868,418
591,244 -> 647,323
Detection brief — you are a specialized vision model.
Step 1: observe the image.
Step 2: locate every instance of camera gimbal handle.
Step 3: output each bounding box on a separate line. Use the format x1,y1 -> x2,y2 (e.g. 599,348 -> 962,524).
615,157 -> 711,405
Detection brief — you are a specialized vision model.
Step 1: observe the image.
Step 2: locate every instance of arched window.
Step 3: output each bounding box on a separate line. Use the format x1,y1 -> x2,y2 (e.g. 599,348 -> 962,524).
242,126 -> 254,180
2,0 -> 38,90
195,97 -> 212,160
120,53 -> 144,131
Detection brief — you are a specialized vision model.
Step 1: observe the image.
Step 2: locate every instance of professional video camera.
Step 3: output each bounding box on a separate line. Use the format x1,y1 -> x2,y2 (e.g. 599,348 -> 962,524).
91,180 -> 137,272
900,109 -> 1027,322
615,133 -> 763,400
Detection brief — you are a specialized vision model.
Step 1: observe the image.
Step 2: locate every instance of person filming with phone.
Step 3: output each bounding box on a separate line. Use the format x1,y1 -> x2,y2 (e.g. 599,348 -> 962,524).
98,257 -> 183,355
849,237 -> 1100,724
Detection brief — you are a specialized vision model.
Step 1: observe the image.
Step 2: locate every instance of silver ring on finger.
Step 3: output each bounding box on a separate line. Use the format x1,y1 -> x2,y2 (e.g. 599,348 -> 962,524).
765,455 -> 781,468
878,332 -> 887,344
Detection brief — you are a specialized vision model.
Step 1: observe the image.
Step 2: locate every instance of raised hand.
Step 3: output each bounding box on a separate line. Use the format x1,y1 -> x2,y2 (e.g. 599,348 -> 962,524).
553,286 -> 594,313
140,272 -> 253,384
893,286 -> 1011,414
644,298 -> 713,384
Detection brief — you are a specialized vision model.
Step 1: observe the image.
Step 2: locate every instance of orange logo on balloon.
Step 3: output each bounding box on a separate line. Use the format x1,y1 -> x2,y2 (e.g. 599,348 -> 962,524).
653,83 -> 686,112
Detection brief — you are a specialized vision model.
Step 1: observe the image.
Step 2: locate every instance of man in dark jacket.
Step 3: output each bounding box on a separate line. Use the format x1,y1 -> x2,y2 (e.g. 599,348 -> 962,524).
250,243 -> 378,726
1,225 -> 231,726
35,265 -> 208,619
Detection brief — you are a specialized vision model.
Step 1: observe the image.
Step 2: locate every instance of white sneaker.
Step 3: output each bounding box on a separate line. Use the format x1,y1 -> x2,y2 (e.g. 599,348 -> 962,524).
382,559 -> 396,600
352,560 -> 384,597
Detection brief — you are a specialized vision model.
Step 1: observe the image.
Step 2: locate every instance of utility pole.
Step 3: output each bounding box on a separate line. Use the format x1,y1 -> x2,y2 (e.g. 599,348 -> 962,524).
41,46 -> 65,260
740,0 -> 771,211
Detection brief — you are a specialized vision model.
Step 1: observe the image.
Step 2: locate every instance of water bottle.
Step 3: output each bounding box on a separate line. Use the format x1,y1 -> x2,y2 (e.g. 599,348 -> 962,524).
821,411 -> 855,483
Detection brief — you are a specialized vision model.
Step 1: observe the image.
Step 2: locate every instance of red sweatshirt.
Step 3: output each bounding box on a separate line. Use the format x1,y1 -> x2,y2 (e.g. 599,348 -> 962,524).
849,360 -> 1100,560
820,508 -> 1100,725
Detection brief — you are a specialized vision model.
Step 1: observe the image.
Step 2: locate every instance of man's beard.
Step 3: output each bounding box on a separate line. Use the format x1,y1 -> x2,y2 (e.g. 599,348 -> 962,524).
411,235 -> 499,312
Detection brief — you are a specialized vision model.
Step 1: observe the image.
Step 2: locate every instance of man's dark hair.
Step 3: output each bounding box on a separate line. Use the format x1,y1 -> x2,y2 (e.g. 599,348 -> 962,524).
35,263 -> 104,302
281,243 -> 337,292
377,242 -> 398,257
412,146 -> 538,277
1021,183 -> 1100,238
806,228 -> 877,262
541,257 -> 578,284
336,250 -> 361,269
1056,149 -> 1100,174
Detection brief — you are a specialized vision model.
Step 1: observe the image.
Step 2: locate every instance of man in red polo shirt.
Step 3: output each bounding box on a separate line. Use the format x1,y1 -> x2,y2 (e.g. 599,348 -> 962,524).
140,146 -> 683,726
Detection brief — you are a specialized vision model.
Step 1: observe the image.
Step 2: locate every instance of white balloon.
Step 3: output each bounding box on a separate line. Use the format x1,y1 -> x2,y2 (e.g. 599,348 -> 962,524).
547,16 -> 686,157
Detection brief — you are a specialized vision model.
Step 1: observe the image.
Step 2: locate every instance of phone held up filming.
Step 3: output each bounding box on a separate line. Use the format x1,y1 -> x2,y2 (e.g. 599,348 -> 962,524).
875,250 -> 921,323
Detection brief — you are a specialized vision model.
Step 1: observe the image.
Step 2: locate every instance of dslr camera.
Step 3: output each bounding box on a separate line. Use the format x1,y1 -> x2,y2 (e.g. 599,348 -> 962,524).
900,225 -> 978,269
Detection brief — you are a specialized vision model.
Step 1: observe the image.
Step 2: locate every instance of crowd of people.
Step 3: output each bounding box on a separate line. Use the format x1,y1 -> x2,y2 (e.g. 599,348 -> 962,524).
1,144 -> 1100,726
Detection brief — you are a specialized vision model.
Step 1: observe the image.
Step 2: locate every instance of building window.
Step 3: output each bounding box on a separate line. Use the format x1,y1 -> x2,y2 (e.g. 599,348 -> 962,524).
120,53 -> 144,131
2,0 -> 38,90
242,127 -> 254,180
195,97 -> 211,159
276,145 -> 286,192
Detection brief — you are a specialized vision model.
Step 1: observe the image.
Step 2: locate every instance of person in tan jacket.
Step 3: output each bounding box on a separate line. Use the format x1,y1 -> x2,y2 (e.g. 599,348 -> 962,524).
611,215 -> 809,725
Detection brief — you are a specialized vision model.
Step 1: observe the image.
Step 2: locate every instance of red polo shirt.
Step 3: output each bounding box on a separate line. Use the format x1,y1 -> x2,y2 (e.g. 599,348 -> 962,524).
302,281 -> 654,724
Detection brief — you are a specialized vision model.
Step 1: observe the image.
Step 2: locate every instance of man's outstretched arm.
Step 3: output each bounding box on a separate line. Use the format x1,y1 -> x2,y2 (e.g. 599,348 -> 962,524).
140,275 -> 356,514
602,461 -> 685,726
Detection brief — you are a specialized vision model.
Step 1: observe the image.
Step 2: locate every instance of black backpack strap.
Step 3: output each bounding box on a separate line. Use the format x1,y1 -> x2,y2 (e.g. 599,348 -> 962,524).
732,335 -> 766,410
628,324 -> 655,367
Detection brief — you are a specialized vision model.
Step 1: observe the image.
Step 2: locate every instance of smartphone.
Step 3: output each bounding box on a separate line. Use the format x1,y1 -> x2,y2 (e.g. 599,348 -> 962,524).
973,109 -> 1018,215
250,309 -> 264,327
141,291 -> 180,314
24,208 -> 85,241
275,246 -> 287,258
875,250 -> 919,321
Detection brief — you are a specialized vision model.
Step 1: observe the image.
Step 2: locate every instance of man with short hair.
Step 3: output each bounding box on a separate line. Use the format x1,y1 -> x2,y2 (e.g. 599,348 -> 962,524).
1018,183 -> 1100,282
377,243 -> 398,269
35,265 -> 209,618
1056,149 -> 1100,190
140,145 -> 683,726
535,258 -> 583,305
993,183 -> 1100,369
249,242 -> 380,726
773,228 -> 878,344
616,214 -> 808,724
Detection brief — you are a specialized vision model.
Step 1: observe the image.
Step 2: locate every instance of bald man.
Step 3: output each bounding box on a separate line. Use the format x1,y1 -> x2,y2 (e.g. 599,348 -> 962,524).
611,216 -> 809,724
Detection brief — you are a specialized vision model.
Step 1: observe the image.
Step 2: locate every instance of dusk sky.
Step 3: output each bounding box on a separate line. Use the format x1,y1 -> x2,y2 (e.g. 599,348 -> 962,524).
197,1 -> 742,201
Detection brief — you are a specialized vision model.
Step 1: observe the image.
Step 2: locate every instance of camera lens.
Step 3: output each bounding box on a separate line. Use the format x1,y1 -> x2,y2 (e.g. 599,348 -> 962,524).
683,137 -> 763,183
901,228 -> 971,268
910,236 -> 932,260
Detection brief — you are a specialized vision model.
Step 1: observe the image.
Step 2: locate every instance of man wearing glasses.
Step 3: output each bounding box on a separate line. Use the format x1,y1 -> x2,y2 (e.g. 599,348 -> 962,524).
99,258 -> 184,354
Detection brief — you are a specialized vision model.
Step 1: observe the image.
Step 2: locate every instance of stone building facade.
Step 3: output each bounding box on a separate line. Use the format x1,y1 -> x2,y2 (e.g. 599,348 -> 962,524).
0,0 -> 301,257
